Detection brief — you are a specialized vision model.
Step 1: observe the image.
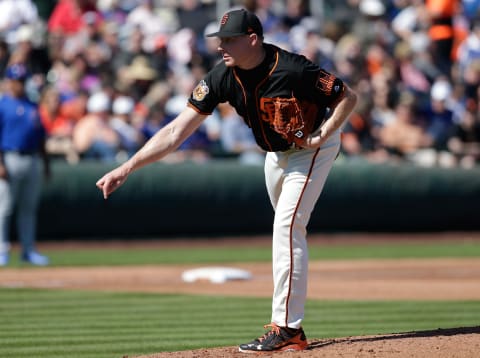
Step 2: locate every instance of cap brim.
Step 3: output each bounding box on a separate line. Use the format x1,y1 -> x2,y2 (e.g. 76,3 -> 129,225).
206,31 -> 246,38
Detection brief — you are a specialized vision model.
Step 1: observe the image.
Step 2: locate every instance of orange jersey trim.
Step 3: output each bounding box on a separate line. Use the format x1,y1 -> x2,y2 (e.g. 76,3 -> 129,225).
187,102 -> 212,116
233,50 -> 280,152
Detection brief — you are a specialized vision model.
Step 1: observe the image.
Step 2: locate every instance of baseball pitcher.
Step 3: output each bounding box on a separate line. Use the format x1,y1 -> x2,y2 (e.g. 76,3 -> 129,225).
96,8 -> 357,353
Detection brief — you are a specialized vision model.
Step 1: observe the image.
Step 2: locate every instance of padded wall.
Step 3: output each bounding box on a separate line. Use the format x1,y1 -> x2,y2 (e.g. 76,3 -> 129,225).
37,161 -> 480,238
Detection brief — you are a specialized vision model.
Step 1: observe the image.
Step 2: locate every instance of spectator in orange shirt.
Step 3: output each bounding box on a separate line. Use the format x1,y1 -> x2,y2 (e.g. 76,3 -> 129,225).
425,0 -> 459,76
38,86 -> 80,163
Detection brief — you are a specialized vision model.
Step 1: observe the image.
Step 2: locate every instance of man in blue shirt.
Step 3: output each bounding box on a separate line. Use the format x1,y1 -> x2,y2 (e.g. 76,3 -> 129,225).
0,63 -> 50,266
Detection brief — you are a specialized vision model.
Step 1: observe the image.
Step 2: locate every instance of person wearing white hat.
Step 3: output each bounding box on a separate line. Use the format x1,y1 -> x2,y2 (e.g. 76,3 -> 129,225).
110,96 -> 144,159
424,77 -> 455,153
72,91 -> 120,162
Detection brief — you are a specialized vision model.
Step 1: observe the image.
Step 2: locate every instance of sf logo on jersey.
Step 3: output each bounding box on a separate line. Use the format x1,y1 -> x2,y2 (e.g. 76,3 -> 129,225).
260,98 -> 277,122
260,97 -> 305,140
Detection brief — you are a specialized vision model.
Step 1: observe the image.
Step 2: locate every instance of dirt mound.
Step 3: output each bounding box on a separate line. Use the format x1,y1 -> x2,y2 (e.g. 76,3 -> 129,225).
5,234 -> 480,358
133,327 -> 480,358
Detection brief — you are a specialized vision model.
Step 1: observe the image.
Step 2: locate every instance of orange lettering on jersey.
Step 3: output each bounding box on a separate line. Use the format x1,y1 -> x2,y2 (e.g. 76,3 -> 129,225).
260,98 -> 276,123
316,70 -> 335,96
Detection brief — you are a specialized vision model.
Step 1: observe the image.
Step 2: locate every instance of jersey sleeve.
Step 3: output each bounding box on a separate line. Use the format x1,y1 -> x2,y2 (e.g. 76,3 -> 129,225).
188,67 -> 224,115
297,61 -> 345,108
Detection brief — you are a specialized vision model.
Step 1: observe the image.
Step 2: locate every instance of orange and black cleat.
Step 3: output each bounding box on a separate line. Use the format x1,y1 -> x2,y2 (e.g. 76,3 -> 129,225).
239,323 -> 308,353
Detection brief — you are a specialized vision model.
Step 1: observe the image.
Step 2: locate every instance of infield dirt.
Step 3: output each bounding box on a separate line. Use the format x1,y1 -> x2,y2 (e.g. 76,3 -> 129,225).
2,233 -> 480,357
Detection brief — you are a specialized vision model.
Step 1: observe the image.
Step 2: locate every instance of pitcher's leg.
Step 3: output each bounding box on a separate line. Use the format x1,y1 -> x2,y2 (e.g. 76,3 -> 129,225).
271,132 -> 341,328
271,170 -> 310,329
264,152 -> 286,210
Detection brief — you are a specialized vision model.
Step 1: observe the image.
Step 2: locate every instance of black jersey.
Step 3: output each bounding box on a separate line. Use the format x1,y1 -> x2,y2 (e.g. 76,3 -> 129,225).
188,43 -> 345,152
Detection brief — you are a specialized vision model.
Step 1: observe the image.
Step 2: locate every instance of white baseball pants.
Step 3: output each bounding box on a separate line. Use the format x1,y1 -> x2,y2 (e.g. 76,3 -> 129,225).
264,129 -> 341,329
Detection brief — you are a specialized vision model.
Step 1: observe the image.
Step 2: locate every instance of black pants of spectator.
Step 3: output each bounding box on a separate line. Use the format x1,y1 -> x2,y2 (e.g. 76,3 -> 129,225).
432,38 -> 453,78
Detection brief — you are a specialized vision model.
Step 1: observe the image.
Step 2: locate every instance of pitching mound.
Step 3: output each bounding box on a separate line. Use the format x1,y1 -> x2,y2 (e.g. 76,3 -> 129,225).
3,258 -> 480,358
132,327 -> 480,357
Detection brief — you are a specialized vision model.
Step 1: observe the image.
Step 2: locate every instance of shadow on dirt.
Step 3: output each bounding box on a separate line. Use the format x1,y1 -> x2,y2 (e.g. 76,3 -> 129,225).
308,326 -> 480,350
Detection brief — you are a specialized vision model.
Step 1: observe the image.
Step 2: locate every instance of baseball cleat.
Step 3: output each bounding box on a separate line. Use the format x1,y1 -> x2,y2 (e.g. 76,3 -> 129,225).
21,251 -> 49,266
0,253 -> 8,266
239,323 -> 308,353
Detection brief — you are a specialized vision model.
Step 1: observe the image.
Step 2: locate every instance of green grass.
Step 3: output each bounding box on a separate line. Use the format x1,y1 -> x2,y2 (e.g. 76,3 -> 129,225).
1,289 -> 480,358
1,239 -> 480,357
6,239 -> 480,267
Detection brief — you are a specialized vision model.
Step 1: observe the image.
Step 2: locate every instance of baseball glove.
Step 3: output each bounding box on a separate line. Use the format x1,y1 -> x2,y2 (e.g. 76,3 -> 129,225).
272,97 -> 318,146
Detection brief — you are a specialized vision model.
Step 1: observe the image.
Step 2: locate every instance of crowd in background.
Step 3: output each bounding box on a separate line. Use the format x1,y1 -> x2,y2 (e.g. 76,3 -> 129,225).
1,0 -> 480,168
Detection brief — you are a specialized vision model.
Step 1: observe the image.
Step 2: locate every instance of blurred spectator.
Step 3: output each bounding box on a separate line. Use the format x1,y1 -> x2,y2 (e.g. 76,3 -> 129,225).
447,101 -> 480,168
369,76 -> 396,134
176,0 -> 215,38
462,60 -> 480,106
242,0 -> 281,35
163,71 -> 220,163
394,41 -> 431,97
72,91 -> 120,162
13,24 -> 51,77
115,25 -> 148,71
281,0 -> 310,29
462,0 -> 480,22
119,55 -> 158,102
356,0 -> 391,46
97,0 -> 128,24
110,95 -> 144,159
0,40 -> 8,80
167,27 -> 214,76
377,92 -> 432,164
0,63 -> 50,266
391,0 -> 430,53
425,0 -> 459,76
98,21 -> 126,74
200,22 -> 223,69
48,0 -> 97,36
457,16 -> 480,78
289,17 -> 324,61
332,33 -> 366,85
0,0 -> 39,47
125,0 -> 177,53
218,102 -> 265,165
38,85 -> 80,163
141,102 -> 167,141
0,1 -> 477,168
341,98 -> 378,161
422,77 -> 456,152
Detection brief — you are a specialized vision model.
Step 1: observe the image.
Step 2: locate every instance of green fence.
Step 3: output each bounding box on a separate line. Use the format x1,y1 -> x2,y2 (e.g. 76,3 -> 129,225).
37,160 -> 480,239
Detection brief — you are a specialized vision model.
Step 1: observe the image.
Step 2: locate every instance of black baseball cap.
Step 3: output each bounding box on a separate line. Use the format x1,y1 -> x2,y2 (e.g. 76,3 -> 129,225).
206,9 -> 263,38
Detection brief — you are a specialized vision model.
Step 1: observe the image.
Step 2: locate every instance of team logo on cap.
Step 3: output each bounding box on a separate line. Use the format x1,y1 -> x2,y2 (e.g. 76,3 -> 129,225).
193,80 -> 209,101
221,13 -> 229,25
